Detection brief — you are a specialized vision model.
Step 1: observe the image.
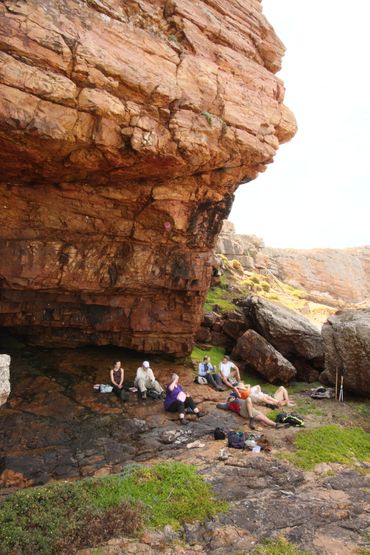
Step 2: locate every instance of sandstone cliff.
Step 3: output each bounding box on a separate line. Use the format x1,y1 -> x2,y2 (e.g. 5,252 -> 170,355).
217,222 -> 370,305
0,0 -> 296,355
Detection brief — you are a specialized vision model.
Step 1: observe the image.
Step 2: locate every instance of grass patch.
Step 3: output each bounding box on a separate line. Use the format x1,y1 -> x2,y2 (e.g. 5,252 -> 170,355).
351,403 -> 370,419
204,285 -> 235,312
281,425 -> 370,470
250,536 -> 314,554
191,345 -> 225,367
0,463 -> 226,555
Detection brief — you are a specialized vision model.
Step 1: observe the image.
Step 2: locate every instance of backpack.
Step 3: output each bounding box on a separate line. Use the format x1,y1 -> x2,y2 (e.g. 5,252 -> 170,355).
214,427 -> 227,440
310,387 -> 334,399
227,431 -> 246,449
146,389 -> 162,400
194,376 -> 208,385
275,412 -> 305,427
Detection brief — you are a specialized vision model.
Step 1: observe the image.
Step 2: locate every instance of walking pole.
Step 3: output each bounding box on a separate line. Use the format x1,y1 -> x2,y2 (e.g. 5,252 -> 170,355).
335,367 -> 338,400
338,369 -> 344,402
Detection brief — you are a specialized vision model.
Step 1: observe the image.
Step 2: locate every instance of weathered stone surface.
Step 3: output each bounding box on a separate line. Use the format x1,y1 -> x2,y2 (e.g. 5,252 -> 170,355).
232,329 -> 296,383
321,309 -> 370,395
240,296 -> 324,373
217,222 -> 370,304
0,354 -> 10,406
0,0 -> 296,355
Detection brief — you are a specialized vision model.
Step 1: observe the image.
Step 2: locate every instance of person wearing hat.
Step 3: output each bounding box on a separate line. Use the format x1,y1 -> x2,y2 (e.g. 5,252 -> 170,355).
134,361 -> 163,400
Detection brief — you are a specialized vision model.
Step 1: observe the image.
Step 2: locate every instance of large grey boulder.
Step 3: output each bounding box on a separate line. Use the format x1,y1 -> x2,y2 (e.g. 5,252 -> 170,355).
320,308 -> 370,395
232,329 -> 296,383
239,296 -> 324,374
0,354 -> 10,406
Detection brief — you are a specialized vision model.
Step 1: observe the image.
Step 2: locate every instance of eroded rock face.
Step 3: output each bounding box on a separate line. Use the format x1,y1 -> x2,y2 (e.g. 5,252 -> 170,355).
0,354 -> 10,406
232,329 -> 296,383
0,0 -> 296,355
217,222 -> 370,305
321,309 -> 370,395
239,296 -> 324,377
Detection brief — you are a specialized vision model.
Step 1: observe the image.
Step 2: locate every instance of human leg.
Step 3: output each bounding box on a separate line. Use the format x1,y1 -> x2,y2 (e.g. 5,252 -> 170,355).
166,399 -> 188,423
206,373 -> 223,391
150,380 -> 164,395
254,412 -> 277,428
273,386 -> 293,406
185,397 -> 206,418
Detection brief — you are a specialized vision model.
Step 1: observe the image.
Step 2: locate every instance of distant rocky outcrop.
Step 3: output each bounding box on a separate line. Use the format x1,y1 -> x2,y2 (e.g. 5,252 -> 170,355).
321,309 -> 370,396
0,0 -> 296,356
0,354 -> 10,406
216,222 -> 370,305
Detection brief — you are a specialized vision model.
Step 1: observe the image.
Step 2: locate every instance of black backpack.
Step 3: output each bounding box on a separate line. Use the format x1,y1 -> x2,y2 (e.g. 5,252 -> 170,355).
227,431 -> 246,449
214,427 -> 227,440
275,412 -> 304,427
146,389 -> 162,400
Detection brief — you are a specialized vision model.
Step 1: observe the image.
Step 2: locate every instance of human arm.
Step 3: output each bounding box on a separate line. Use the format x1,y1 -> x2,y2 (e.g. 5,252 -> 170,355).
168,373 -> 179,391
117,368 -> 124,388
231,362 -> 241,381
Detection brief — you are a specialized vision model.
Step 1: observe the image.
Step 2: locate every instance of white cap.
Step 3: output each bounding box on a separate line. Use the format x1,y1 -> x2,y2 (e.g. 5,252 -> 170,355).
143,361 -> 150,368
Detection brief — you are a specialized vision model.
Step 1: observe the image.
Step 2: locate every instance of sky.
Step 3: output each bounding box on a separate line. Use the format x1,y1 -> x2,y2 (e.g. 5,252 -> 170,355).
229,0 -> 370,249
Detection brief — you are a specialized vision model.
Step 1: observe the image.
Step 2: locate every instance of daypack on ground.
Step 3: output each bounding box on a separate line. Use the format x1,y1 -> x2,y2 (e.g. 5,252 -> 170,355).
146,389 -> 162,400
275,412 -> 305,427
310,387 -> 334,399
227,431 -> 246,449
214,427 -> 227,440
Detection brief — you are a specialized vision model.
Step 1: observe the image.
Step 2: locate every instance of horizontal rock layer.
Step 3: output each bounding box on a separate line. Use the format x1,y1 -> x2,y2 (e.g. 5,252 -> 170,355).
217,222 -> 370,305
0,0 -> 296,354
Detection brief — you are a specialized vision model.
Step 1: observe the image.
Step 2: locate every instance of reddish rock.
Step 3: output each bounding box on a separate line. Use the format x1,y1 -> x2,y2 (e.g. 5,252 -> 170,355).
0,0 -> 296,355
232,329 -> 296,383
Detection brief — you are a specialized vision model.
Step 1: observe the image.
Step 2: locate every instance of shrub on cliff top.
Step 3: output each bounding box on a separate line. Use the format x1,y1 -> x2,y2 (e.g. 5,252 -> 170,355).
0,462 -> 225,555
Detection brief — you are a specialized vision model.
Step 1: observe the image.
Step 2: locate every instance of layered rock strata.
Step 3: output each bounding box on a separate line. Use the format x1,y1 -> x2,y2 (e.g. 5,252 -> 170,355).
217,222 -> 370,305
0,0 -> 296,355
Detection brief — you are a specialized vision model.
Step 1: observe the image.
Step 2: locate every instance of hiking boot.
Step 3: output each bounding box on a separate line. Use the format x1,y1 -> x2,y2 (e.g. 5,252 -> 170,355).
141,391 -> 147,400
196,411 -> 206,418
275,422 -> 289,429
180,418 -> 189,426
249,417 -> 256,430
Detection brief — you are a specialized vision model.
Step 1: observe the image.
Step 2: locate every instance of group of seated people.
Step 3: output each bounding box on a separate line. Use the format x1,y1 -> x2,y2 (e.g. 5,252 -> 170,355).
110,354 -> 294,428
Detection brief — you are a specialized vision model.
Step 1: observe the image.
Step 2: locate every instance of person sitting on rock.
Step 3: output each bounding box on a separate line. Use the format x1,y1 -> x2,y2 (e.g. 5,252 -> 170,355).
110,361 -> 127,400
197,356 -> 225,391
217,395 -> 286,430
219,355 -> 241,391
249,384 -> 295,408
164,373 -> 206,425
134,361 -> 163,400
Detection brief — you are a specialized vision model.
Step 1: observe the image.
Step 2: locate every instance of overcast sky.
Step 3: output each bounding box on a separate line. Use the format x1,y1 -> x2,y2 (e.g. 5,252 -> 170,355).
229,0 -> 370,249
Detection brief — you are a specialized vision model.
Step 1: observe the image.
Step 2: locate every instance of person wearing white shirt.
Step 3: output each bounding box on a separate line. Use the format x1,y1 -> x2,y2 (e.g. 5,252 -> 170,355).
134,361 -> 163,399
219,355 -> 241,391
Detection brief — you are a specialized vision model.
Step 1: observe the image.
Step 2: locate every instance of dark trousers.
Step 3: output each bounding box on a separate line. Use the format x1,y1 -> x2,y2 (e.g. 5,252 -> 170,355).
113,385 -> 128,401
166,397 -> 196,414
205,373 -> 223,389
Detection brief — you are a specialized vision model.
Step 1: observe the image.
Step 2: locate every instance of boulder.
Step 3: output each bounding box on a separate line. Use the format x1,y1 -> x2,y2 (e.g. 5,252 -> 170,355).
0,354 -> 10,406
232,329 -> 296,383
320,309 -> 370,395
241,296 -> 324,369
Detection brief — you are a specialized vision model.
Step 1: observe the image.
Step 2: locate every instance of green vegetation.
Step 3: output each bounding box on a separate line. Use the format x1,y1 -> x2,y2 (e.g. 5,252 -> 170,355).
351,402 -> 370,419
201,111 -> 213,125
0,463 -> 226,555
191,345 -> 225,367
168,34 -> 178,43
204,283 -> 235,312
250,536 -> 314,554
281,425 -> 370,470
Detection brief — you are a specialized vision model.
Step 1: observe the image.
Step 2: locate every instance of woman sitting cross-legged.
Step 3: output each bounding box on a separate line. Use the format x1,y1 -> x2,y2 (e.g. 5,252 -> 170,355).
164,373 -> 206,425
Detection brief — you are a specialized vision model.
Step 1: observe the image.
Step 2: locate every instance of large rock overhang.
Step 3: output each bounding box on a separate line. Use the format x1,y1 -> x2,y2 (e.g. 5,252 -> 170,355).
0,0 -> 296,356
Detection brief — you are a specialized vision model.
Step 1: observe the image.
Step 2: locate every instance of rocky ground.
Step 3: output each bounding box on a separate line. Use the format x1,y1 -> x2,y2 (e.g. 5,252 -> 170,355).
0,334 -> 369,554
